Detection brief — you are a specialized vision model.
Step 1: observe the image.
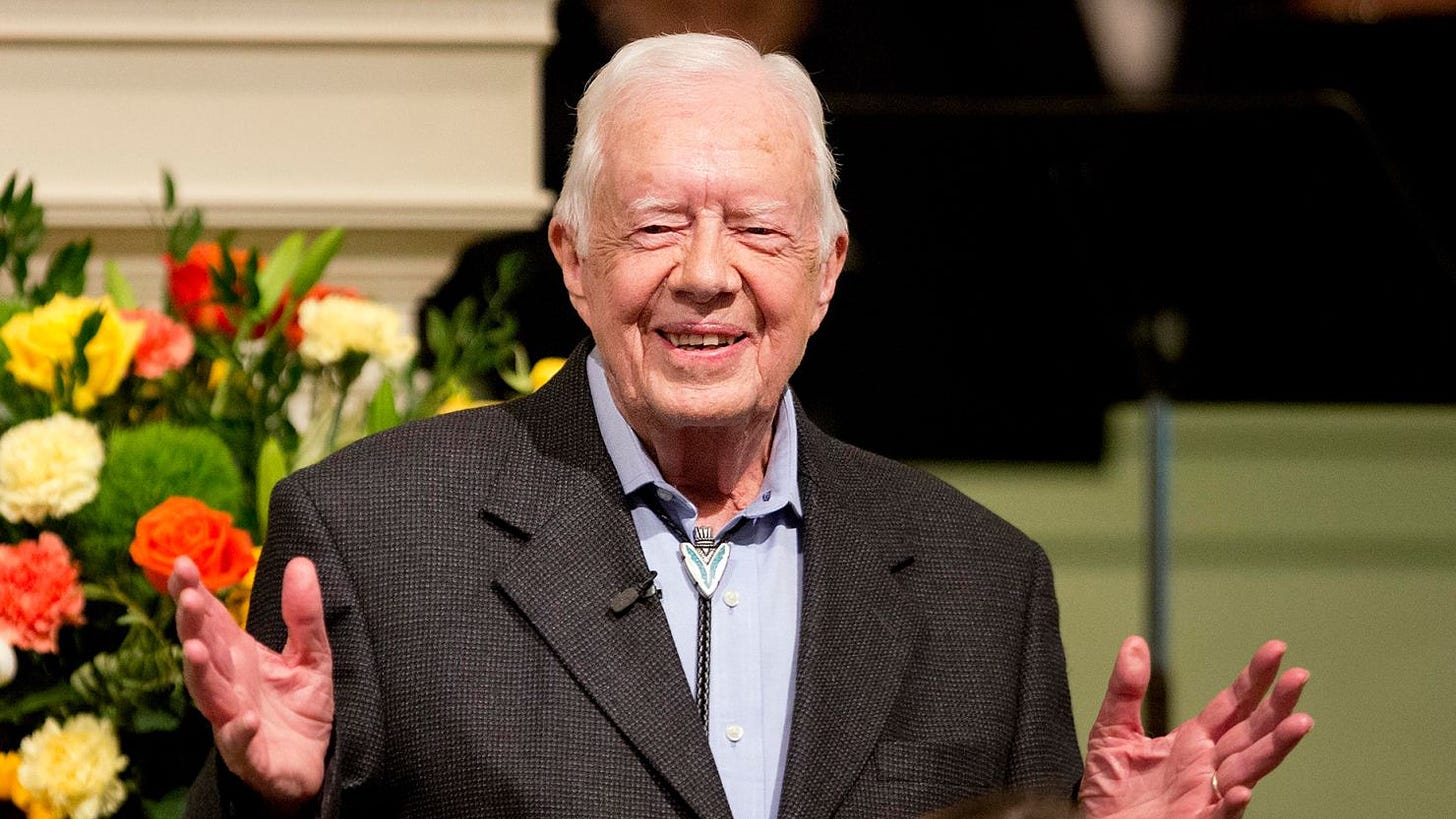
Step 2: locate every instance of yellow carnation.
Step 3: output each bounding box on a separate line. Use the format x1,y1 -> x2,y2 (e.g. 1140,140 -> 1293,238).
296,295 -> 417,368
17,714 -> 127,819
0,414 -> 105,525
0,295 -> 144,412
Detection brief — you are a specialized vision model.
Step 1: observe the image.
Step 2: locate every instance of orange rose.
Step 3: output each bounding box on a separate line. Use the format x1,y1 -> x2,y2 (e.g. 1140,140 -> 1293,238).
128,497 -> 257,594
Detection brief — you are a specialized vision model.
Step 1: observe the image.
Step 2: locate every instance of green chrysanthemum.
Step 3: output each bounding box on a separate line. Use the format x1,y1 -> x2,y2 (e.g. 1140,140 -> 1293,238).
68,422 -> 244,577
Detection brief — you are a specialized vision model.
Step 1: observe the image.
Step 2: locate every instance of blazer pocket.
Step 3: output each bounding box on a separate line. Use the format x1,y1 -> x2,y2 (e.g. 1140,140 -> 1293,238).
874,739 -> 998,789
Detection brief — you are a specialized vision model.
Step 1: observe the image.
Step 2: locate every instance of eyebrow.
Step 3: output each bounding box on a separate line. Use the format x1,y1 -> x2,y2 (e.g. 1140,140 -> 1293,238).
625,197 -> 791,219
626,196 -> 682,214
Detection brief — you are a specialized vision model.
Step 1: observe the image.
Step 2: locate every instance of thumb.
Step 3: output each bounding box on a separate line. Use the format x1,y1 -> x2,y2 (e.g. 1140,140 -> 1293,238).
1091,635 -> 1150,738
281,557 -> 330,665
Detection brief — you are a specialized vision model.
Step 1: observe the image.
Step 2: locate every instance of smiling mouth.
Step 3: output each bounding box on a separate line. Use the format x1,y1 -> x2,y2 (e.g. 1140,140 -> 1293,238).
661,331 -> 745,350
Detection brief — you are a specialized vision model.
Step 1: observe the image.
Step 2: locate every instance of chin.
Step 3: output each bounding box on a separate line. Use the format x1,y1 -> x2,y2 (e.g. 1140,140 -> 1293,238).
645,390 -> 763,430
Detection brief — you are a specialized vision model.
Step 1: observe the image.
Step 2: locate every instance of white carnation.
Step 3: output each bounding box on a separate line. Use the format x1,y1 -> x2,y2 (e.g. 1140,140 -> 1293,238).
297,295 -> 418,368
0,413 -> 105,525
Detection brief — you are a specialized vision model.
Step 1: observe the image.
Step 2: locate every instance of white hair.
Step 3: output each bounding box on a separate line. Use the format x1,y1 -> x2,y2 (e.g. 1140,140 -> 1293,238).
553,32 -> 848,262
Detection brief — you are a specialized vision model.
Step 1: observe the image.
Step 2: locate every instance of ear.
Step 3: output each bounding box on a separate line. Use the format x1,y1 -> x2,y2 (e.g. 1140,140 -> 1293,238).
549,218 -> 592,324
809,232 -> 849,334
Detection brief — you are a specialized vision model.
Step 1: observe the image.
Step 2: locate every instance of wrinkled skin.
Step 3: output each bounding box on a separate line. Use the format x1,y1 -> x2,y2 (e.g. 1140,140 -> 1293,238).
1079,636 -> 1314,819
171,555 -> 334,813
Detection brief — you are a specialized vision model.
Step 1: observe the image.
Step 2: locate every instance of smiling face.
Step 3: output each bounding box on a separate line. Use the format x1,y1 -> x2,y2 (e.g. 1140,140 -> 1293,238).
552,73 -> 847,440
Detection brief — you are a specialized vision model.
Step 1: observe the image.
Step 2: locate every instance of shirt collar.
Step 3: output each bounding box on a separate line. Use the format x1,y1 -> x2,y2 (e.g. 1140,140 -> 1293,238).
586,349 -> 801,519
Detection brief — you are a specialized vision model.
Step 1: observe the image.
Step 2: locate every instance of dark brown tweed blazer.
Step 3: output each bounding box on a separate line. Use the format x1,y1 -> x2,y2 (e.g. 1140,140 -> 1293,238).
186,342 -> 1082,817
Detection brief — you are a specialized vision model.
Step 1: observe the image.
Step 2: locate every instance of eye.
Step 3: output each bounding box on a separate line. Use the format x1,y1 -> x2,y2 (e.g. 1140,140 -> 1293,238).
640,225 -> 673,235
742,227 -> 774,236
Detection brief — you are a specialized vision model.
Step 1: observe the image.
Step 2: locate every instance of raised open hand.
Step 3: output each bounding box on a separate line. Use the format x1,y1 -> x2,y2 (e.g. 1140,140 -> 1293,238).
170,555 -> 335,812
1078,636 -> 1313,819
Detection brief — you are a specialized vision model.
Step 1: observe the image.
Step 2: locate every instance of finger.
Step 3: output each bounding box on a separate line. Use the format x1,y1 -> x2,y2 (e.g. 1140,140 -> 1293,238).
280,557 -> 331,666
1217,712 -> 1314,789
180,636 -> 243,727
214,709 -> 263,777
168,555 -> 203,599
1196,640 -> 1285,737
1090,635 -> 1149,738
175,586 -> 240,679
1214,666 -> 1309,760
1213,786 -> 1252,819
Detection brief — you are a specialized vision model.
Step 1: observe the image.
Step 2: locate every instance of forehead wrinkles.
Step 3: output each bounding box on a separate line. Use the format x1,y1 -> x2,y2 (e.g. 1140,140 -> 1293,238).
600,94 -> 812,221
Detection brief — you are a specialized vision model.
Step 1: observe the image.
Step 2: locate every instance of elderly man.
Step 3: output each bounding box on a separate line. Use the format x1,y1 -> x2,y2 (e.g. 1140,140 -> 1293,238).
172,33 -> 1309,818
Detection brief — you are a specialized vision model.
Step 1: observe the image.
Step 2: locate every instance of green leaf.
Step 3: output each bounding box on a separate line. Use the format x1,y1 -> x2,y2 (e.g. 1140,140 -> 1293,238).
496,249 -> 527,299
498,343 -> 535,395
0,172 -> 16,211
105,260 -> 137,309
255,436 -> 288,534
365,378 -> 401,435
213,234 -> 240,305
143,787 -> 190,819
256,231 -> 304,318
291,227 -> 345,297
241,248 -> 262,309
40,238 -> 91,299
130,706 -> 183,733
162,168 -> 177,212
0,679 -> 82,721
425,307 -> 454,369
167,206 -> 205,260
72,309 -> 105,385
14,179 -> 34,215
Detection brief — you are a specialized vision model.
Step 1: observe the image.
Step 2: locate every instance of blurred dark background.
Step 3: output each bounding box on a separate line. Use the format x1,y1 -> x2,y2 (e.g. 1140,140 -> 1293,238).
423,0 -> 1456,463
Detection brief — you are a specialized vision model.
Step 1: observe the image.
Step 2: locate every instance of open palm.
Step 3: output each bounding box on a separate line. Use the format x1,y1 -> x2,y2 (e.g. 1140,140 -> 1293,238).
1079,636 -> 1313,819
171,555 -> 335,811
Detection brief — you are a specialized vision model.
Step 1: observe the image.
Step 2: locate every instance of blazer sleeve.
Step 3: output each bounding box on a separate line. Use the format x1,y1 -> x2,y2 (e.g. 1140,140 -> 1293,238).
1007,543 -> 1084,795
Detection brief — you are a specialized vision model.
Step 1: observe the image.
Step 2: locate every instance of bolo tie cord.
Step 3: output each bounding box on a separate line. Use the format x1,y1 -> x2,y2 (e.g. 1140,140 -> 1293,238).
641,495 -> 743,730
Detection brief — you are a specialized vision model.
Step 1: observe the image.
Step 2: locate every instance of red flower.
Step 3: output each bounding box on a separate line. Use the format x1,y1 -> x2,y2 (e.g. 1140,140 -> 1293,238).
166,242 -> 249,336
0,532 -> 86,653
121,308 -> 195,378
128,497 -> 257,594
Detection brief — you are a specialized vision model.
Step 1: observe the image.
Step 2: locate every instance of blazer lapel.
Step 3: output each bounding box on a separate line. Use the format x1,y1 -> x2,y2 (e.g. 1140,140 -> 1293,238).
485,346 -> 734,819
776,415 -> 916,819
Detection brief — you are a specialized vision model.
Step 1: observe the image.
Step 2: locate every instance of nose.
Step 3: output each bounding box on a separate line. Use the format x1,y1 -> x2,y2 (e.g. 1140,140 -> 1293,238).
671,225 -> 741,303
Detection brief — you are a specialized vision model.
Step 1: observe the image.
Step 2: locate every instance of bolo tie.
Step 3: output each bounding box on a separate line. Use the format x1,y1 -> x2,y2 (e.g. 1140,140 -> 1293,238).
640,493 -> 743,729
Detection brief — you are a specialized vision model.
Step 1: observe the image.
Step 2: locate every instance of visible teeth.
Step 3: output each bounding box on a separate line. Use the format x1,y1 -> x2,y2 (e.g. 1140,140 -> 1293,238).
667,332 -> 734,349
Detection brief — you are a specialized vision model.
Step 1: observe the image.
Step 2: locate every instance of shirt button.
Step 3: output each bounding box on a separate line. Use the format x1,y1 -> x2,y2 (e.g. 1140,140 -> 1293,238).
724,590 -> 741,607
725,724 -> 744,742
656,487 -> 673,503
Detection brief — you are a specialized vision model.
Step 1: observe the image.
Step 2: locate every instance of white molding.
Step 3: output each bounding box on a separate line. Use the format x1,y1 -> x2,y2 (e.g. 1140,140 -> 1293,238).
41,191 -> 557,233
0,0 -> 555,46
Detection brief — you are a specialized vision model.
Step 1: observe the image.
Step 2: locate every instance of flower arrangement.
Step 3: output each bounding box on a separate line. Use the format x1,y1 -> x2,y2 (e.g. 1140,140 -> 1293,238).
0,172 -> 562,818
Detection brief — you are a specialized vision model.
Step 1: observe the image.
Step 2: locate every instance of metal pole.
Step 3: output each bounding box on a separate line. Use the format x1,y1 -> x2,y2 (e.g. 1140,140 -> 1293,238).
1145,389 -> 1172,736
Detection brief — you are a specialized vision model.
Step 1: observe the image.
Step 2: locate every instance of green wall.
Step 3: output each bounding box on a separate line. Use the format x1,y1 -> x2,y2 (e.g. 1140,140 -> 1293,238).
922,402 -> 1456,818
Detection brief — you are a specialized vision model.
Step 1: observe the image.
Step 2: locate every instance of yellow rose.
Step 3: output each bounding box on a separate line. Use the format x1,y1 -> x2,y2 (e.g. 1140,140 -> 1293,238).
435,391 -> 498,415
529,357 -> 566,391
0,295 -> 143,412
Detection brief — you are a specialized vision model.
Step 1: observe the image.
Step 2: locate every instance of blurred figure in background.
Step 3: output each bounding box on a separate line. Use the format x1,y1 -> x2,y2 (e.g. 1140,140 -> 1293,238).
421,0 -> 1106,365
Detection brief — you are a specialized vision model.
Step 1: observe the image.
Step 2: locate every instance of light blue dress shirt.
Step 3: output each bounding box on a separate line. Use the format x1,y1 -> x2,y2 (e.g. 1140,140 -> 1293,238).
587,351 -> 803,819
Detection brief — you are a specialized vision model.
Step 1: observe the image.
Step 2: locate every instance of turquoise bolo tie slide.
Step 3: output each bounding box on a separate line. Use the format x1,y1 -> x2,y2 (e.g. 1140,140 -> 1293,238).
681,525 -> 729,597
